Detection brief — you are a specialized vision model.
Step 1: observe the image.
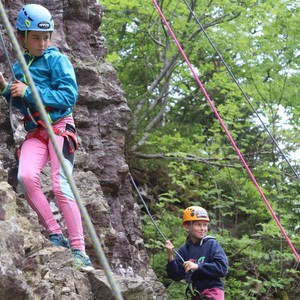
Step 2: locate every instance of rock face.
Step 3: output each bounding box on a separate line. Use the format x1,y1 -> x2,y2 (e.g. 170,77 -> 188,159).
0,1 -> 167,299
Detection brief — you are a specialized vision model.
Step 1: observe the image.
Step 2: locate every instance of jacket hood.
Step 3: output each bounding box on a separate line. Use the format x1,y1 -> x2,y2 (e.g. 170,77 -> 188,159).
186,235 -> 215,247
24,46 -> 59,59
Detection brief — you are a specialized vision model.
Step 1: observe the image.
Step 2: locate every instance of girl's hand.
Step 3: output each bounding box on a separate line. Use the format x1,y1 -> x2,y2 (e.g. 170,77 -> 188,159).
183,261 -> 199,273
0,72 -> 8,91
10,80 -> 27,97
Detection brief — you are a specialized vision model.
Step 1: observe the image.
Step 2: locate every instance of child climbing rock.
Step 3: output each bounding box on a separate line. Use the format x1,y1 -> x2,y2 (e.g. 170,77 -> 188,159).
165,206 -> 228,299
0,3 -> 93,271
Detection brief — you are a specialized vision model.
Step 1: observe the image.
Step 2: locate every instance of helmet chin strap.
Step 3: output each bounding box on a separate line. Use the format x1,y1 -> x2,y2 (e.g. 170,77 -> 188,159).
21,31 -> 28,50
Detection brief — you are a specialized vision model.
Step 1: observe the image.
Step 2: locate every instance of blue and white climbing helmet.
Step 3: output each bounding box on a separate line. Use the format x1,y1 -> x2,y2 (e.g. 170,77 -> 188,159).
16,4 -> 54,32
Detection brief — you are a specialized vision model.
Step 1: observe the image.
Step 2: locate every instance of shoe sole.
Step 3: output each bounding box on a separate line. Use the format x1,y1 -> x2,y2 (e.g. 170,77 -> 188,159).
73,264 -> 95,272
79,266 -> 95,272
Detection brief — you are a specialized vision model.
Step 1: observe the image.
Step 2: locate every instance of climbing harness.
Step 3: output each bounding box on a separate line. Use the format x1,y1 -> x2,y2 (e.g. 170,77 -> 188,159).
0,3 -> 124,299
18,122 -> 78,159
181,0 -> 300,184
22,105 -> 78,155
23,107 -> 50,123
186,286 -> 214,300
20,98 -> 48,127
52,124 -> 78,154
152,0 -> 300,263
185,271 -> 200,299
22,106 -> 53,126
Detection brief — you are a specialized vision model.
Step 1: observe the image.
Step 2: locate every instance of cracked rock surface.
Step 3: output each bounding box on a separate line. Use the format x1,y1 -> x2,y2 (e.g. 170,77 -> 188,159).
0,1 -> 166,299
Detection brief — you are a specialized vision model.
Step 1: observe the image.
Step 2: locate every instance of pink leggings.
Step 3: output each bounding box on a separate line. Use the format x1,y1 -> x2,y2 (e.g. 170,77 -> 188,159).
17,117 -> 85,251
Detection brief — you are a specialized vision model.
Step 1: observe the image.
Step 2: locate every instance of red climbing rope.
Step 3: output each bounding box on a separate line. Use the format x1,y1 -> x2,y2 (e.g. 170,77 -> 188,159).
152,0 -> 300,263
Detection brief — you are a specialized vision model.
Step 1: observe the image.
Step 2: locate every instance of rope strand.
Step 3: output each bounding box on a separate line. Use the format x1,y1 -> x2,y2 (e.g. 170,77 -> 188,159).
152,0 -> 300,263
129,173 -> 185,263
181,0 -> 300,184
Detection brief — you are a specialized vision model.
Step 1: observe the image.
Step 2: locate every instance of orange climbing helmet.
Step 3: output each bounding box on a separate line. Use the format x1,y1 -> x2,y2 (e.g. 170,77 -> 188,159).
182,206 -> 210,224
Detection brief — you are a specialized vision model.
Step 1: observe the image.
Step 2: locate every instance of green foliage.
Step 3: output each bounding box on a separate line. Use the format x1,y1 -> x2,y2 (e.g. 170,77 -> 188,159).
99,0 -> 300,298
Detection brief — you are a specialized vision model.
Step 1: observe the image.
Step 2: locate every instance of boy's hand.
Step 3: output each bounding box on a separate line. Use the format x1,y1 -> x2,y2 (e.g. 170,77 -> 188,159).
10,80 -> 27,97
183,261 -> 199,273
165,240 -> 175,261
165,240 -> 174,253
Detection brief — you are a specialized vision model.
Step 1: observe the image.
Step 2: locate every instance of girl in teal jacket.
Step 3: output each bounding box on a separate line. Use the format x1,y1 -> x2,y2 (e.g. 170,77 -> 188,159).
2,46 -> 77,131
0,4 -> 93,271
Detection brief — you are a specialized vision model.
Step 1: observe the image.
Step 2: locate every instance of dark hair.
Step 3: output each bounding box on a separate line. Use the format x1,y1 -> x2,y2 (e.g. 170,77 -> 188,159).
17,30 -> 25,37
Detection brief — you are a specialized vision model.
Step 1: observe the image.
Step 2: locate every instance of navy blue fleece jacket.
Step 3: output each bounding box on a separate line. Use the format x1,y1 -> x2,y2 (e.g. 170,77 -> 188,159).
166,236 -> 228,293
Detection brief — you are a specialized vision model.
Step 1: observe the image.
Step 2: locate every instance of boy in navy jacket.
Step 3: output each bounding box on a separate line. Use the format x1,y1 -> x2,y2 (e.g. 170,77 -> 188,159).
165,206 -> 228,300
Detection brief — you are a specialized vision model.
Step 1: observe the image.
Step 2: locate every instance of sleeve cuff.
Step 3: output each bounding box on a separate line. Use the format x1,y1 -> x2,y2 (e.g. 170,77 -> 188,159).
22,86 -> 29,98
0,83 -> 9,94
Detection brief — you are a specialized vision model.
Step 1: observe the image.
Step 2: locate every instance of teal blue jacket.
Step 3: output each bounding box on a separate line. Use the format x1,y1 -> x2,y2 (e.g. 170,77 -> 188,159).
2,47 -> 78,131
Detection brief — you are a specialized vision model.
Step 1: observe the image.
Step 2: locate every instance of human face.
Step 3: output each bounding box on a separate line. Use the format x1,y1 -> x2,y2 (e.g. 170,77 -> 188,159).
184,220 -> 208,242
24,31 -> 51,56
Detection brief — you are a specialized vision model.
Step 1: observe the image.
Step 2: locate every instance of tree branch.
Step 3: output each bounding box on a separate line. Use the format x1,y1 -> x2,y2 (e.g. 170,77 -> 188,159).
131,151 -> 243,168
